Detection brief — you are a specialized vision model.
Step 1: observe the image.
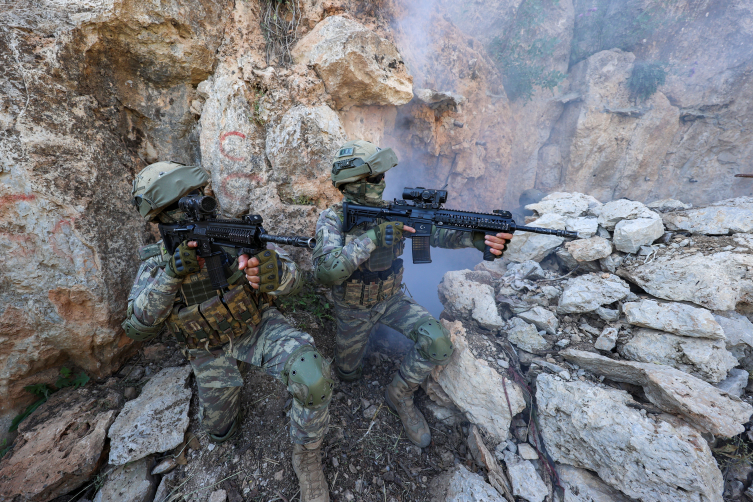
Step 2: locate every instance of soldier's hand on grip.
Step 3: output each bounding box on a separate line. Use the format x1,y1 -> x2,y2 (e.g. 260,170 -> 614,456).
240,249 -> 282,292
367,221 -> 405,248
165,240 -> 201,278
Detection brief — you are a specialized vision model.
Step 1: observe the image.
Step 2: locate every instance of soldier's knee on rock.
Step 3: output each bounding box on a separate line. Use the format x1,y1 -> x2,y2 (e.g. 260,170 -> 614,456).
413,318 -> 453,364
284,346 -> 335,408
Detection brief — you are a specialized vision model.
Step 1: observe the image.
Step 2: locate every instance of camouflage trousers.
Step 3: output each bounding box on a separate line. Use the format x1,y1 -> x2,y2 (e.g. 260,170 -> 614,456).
187,308 -> 329,445
334,292 -> 437,385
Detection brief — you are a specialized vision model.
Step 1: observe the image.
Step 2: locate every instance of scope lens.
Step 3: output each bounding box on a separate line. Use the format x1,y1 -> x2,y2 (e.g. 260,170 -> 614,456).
200,197 -> 217,212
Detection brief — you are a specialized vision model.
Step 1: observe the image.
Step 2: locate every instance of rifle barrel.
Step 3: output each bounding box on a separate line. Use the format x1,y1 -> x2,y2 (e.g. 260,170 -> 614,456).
514,224 -> 578,239
261,234 -> 316,249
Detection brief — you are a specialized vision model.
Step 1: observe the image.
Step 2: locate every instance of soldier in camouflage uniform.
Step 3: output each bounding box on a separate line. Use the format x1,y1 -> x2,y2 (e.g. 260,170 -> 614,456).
312,140 -> 511,448
122,161 -> 333,502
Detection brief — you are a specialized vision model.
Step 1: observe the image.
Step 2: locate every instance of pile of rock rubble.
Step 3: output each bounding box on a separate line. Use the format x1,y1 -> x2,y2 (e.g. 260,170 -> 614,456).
431,192 -> 753,502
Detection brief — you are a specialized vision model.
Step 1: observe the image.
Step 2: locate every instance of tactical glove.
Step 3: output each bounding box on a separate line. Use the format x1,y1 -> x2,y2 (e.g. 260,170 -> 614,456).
255,248 -> 282,292
472,231 -> 488,252
165,241 -> 201,278
366,221 -> 404,248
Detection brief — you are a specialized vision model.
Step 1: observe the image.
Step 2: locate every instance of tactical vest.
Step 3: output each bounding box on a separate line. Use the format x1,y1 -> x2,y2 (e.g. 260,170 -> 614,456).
146,242 -> 272,352
339,208 -> 405,307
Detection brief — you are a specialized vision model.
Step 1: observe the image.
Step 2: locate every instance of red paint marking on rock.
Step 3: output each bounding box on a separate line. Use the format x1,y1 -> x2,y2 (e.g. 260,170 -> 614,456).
219,131 -> 247,162
220,172 -> 263,202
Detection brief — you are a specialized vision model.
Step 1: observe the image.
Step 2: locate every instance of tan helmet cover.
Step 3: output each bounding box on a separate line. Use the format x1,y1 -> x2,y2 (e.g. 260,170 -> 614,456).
331,139 -> 399,188
131,161 -> 209,221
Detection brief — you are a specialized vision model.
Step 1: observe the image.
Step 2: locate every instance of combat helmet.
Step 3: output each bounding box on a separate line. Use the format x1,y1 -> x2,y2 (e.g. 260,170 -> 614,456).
331,140 -> 399,188
131,161 -> 209,221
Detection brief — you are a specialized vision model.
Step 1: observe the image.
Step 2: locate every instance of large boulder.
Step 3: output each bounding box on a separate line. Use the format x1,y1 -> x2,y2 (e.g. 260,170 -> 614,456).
537,374 -> 723,502
597,199 -> 661,231
612,217 -> 665,253
439,270 -> 505,330
565,236 -> 613,262
93,456 -> 157,502
503,213 -> 566,263
108,365 -> 192,465
558,273 -> 631,314
662,197 -> 753,235
623,300 -> 725,339
617,250 -> 753,311
0,386 -> 122,502
562,349 -> 753,437
292,15 -> 413,110
619,328 -> 737,383
526,192 -> 602,218
430,321 -> 526,441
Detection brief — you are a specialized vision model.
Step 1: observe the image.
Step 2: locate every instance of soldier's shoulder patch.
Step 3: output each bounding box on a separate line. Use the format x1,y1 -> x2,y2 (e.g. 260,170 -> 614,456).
138,243 -> 162,261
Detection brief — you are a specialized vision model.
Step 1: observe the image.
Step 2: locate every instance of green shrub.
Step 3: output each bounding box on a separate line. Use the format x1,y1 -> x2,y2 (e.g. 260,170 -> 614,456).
628,61 -> 667,101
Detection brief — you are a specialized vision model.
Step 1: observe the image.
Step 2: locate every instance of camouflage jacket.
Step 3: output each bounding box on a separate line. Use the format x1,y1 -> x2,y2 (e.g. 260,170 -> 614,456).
126,242 -> 303,330
312,203 -> 475,288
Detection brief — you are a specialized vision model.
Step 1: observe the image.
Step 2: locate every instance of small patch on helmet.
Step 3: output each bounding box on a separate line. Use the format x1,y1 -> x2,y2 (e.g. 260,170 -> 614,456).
337,147 -> 354,157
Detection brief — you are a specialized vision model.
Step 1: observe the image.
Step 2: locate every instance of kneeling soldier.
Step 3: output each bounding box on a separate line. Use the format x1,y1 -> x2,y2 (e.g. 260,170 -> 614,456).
123,161 -> 332,502
313,141 -> 511,448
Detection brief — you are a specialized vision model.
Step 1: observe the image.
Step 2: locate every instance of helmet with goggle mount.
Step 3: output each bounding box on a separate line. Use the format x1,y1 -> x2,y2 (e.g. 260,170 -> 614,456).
131,161 -> 210,221
331,140 -> 399,189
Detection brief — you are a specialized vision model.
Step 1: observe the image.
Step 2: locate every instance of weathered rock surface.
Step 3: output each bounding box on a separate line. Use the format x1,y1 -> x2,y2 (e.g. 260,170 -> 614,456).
612,217 -> 665,253
623,299 -> 725,339
439,270 -> 504,330
714,311 -> 753,353
562,349 -> 753,437
647,199 -> 692,212
597,199 -> 661,231
618,251 -> 753,311
0,387 -> 122,502
504,214 -> 566,263
517,306 -> 559,336
594,327 -> 618,351
537,374 -> 723,502
292,15 -> 413,109
619,328 -> 737,383
502,451 -> 548,502
445,464 -> 505,502
565,237 -> 612,262
507,318 -> 550,352
431,321 -> 526,441
93,456 -> 156,502
566,217 -> 599,239
557,464 -> 632,502
108,365 -> 192,465
662,197 -> 753,235
716,368 -> 749,398
526,192 -> 602,218
558,274 -> 631,314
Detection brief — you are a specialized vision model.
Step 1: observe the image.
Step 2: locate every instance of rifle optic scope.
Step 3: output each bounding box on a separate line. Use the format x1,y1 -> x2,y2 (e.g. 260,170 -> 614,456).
402,187 -> 448,205
179,194 -> 217,215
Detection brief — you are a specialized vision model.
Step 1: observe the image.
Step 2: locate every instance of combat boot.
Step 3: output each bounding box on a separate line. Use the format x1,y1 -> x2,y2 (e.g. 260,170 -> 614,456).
385,372 -> 431,448
292,439 -> 329,502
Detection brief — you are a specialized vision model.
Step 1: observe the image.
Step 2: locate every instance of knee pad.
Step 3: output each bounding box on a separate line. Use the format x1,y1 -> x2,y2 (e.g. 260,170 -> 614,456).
284,346 -> 335,408
413,318 -> 453,363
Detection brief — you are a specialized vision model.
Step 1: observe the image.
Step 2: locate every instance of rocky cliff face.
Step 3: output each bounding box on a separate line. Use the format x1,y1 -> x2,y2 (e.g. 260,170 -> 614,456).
2,0 -> 753,447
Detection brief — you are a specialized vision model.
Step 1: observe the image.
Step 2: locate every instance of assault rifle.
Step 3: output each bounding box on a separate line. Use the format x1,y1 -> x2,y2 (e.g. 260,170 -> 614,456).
159,195 -> 315,290
342,187 -> 579,263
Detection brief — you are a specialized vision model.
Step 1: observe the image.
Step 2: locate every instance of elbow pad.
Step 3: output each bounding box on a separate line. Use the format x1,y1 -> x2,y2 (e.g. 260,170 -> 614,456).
122,305 -> 164,341
315,250 -> 352,285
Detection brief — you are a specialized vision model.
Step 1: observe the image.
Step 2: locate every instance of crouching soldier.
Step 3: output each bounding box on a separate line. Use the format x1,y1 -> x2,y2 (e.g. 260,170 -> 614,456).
312,141 -> 511,448
122,161 -> 333,502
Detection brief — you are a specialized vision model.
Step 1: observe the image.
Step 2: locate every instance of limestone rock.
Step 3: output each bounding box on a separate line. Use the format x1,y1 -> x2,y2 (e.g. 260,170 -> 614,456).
557,464 -> 638,502
507,318 -> 550,352
716,369 -> 749,398
714,311 -> 753,351
565,237 -> 612,262
662,197 -> 753,235
566,217 -> 599,238
647,199 -> 693,212
431,321 -> 526,441
536,374 -> 723,502
517,443 -> 538,461
619,328 -> 737,383
613,217 -> 665,254
439,270 -> 505,330
506,260 -> 546,281
93,456 -> 156,502
617,251 -> 753,311
502,451 -> 548,502
517,306 -> 559,336
445,464 -> 506,502
0,387 -> 122,502
562,349 -> 753,437
526,192 -> 602,218
292,15 -> 413,109
594,327 -> 618,351
503,214 -> 566,263
623,300 -> 725,339
597,199 -> 660,231
108,366 -> 192,465
558,274 -> 631,314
